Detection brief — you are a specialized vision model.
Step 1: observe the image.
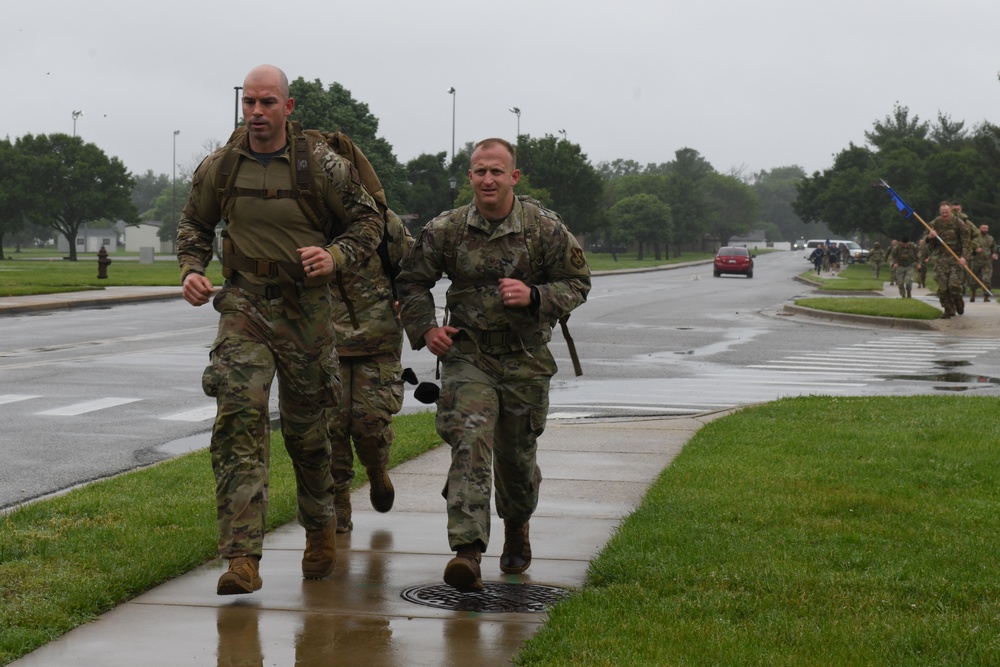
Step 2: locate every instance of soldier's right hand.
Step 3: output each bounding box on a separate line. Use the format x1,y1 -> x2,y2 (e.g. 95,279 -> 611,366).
424,326 -> 460,357
183,272 -> 215,307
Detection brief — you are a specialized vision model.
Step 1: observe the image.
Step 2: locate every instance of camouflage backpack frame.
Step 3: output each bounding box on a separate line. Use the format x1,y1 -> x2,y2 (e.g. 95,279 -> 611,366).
214,121 -> 402,325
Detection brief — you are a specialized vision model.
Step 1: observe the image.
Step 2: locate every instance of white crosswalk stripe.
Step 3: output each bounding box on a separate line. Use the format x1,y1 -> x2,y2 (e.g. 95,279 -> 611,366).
0,394 -> 40,405
36,397 -> 141,416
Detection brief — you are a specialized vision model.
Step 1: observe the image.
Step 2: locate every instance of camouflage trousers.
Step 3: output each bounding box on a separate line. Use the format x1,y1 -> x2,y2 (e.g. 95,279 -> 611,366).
326,351 -> 404,490
436,339 -> 554,552
933,260 -> 966,312
895,265 -> 915,297
871,262 -> 882,279
970,259 -> 993,294
202,285 -> 341,559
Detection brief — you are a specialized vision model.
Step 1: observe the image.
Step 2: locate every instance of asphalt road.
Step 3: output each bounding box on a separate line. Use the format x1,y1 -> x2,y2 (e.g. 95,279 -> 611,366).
3,251 -> 1000,509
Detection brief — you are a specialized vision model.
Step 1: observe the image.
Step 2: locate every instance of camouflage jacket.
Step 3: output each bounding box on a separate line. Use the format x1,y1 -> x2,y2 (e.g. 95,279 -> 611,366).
889,241 -> 917,267
176,122 -> 384,287
868,247 -> 886,265
395,196 -> 591,353
972,233 -> 997,267
333,210 -> 413,356
928,215 -> 967,264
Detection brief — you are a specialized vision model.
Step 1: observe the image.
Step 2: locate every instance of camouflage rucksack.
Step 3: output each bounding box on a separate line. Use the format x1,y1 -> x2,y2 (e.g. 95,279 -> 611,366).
214,122 -> 403,326
894,242 -> 917,266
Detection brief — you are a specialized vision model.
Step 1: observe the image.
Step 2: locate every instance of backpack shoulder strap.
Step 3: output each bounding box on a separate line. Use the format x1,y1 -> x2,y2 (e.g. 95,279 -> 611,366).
443,205 -> 472,279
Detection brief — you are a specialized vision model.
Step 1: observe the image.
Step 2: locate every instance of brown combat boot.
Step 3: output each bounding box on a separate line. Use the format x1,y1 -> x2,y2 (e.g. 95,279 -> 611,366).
499,520 -> 532,574
334,487 -> 353,534
942,309 -> 954,319
906,287 -> 912,298
302,523 -> 336,579
956,298 -> 965,315
367,466 -> 395,513
217,556 -> 262,595
970,292 -> 976,302
986,294 -> 991,303
444,545 -> 483,591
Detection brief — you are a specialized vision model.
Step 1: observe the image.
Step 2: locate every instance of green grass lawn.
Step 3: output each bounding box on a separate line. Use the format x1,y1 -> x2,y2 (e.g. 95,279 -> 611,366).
0,250 -> 224,296
6,398 -> 1000,665
0,412 -> 441,665
515,396 -> 1000,666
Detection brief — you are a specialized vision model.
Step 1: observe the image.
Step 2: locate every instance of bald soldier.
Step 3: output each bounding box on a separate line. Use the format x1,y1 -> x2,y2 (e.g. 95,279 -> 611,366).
177,64 -> 384,595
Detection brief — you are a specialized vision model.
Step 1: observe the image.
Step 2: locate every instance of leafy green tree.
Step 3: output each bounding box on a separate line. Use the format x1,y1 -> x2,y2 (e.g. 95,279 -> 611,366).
132,170 -> 171,219
864,103 -> 929,149
16,133 -> 137,260
665,148 -> 714,253
752,166 -> 809,241
405,152 -> 453,228
597,158 -> 644,179
288,77 -> 409,212
0,138 -> 28,255
515,135 -> 603,235
702,172 -> 759,247
608,193 -> 672,260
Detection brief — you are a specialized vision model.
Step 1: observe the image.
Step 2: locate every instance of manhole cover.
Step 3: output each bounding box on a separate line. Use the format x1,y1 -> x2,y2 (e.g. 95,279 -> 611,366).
401,582 -> 572,613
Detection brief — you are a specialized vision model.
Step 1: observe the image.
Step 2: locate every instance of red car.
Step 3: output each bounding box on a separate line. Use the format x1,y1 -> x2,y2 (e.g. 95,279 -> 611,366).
713,246 -> 754,278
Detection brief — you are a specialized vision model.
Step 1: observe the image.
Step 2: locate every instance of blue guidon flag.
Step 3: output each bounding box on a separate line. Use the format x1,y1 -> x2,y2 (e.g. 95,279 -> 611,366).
876,179 -> 914,218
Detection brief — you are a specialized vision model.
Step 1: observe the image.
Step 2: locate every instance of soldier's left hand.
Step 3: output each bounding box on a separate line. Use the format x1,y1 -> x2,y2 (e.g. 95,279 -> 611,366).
298,246 -> 334,277
498,278 -> 527,307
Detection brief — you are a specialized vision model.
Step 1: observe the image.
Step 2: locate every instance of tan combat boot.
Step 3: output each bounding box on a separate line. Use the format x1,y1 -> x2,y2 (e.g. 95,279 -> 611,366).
334,487 -> 353,534
302,523 -> 336,579
499,520 -> 532,574
217,555 -> 262,595
367,466 -> 395,513
443,545 -> 483,591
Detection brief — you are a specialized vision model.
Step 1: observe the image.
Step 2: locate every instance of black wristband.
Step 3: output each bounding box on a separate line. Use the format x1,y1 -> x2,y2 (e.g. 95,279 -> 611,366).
530,286 -> 540,307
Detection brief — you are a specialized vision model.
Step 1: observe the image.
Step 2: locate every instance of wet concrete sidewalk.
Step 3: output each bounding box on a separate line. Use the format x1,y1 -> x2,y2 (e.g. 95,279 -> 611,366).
10,414 -> 730,666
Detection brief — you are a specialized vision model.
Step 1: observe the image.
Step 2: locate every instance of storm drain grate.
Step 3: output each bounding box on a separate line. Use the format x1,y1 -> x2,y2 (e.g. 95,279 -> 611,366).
401,582 -> 572,613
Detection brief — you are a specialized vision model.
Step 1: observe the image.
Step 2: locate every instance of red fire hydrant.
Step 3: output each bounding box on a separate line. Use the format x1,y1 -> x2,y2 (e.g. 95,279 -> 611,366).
97,245 -> 112,279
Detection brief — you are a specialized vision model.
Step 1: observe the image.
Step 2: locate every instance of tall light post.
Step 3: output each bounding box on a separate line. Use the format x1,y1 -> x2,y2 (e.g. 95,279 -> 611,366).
558,129 -> 567,142
233,86 -> 243,130
509,107 -> 520,139
172,130 -> 180,226
447,87 -> 456,164
72,110 -> 83,137
449,175 -> 457,207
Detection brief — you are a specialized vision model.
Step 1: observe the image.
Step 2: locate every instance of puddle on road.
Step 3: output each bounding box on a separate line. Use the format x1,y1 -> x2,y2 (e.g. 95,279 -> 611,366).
883,360 -> 1000,391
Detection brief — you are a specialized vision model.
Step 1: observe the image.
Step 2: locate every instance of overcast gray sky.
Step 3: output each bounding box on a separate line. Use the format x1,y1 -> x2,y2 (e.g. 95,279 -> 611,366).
5,0 -> 998,183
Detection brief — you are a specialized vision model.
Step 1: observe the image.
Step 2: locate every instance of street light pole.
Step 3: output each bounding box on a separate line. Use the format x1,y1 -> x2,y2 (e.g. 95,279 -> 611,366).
558,129 -> 567,142
172,130 -> 180,226
447,87 -> 456,164
234,86 -> 243,130
509,107 -> 520,139
72,110 -> 83,137
449,175 -> 457,208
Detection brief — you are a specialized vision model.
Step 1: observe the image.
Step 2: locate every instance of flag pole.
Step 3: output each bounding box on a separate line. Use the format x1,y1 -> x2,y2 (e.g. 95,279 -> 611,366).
875,180 -> 992,297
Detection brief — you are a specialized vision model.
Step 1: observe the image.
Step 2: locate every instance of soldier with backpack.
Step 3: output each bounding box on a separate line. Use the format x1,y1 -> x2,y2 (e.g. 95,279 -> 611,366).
176,64 -> 384,595
326,203 -> 413,533
395,138 -> 591,592
889,236 -> 918,298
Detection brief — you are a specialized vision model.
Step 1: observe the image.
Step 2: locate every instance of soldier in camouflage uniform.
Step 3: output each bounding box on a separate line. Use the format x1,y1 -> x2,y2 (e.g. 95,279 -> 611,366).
916,237 -> 929,288
869,242 -> 886,279
889,236 -> 918,298
927,201 -> 969,318
952,203 -> 981,300
177,65 -> 384,595
969,224 -> 997,302
395,138 -> 591,592
327,210 -> 412,533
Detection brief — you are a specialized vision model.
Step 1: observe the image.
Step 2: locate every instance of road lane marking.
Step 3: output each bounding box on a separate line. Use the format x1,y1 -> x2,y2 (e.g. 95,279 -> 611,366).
36,398 -> 141,416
